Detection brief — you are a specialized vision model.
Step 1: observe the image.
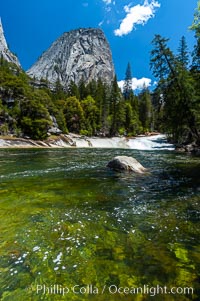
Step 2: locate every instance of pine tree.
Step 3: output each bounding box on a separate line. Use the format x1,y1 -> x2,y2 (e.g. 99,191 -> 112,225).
67,81 -> 80,99
79,79 -> 88,100
86,79 -> 97,99
150,34 -> 199,143
110,75 -> 124,135
81,95 -> 99,135
123,62 -> 133,100
150,35 -> 176,81
190,1 -> 200,73
190,0 -> 200,143
177,36 -> 189,69
139,87 -> 153,132
95,79 -> 109,134
64,96 -> 84,133
53,79 -> 66,100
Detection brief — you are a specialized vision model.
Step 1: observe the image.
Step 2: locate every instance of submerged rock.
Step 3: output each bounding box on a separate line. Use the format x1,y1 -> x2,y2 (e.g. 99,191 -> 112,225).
107,156 -> 147,174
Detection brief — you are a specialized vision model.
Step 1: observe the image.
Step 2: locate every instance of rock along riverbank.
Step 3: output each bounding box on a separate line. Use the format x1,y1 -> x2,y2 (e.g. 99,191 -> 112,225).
0,134 -> 132,148
0,133 -> 175,151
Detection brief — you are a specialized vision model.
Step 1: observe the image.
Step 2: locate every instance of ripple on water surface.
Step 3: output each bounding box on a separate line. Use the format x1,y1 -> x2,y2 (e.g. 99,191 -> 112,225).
0,138 -> 199,300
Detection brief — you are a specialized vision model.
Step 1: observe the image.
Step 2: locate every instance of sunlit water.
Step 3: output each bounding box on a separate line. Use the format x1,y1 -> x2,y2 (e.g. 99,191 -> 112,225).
0,136 -> 199,300
127,134 -> 175,150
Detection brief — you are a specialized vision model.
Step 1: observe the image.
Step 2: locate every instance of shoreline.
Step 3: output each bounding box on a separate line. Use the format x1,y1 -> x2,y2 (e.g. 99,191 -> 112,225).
0,132 -> 161,149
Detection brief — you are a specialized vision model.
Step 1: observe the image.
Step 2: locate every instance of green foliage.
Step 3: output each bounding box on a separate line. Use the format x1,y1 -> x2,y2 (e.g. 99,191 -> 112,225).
0,123 -> 9,135
64,96 -> 84,133
150,30 -> 200,144
54,109 -> 68,133
109,76 -> 125,136
177,36 -> 189,68
67,81 -> 80,99
123,62 -> 133,100
150,35 -> 175,81
81,95 -> 99,135
95,80 -> 110,135
0,58 -> 152,139
190,0 -> 200,36
139,88 -> 153,132
20,100 -> 51,139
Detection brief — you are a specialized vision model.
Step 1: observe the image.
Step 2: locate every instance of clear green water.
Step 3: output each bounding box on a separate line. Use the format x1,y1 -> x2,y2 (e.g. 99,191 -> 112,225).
0,148 -> 199,301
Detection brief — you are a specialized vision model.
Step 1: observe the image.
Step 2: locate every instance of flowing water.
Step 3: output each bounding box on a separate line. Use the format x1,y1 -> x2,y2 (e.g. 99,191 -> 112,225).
0,136 -> 199,301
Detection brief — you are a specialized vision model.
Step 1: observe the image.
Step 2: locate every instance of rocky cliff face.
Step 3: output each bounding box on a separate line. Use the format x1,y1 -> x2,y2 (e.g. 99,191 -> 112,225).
0,18 -> 21,67
27,28 -> 115,88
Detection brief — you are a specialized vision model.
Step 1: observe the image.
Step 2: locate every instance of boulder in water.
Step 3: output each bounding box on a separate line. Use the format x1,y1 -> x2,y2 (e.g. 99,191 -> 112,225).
107,156 -> 147,174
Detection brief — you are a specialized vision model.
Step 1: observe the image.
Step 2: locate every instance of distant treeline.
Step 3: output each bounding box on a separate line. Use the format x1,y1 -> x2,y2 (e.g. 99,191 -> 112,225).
0,59 -> 153,140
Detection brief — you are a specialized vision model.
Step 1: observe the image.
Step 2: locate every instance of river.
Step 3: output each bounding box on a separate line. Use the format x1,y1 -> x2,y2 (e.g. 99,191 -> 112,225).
0,135 -> 199,300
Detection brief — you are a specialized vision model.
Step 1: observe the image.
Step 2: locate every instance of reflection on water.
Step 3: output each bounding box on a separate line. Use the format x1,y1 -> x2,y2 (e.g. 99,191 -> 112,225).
0,143 -> 199,300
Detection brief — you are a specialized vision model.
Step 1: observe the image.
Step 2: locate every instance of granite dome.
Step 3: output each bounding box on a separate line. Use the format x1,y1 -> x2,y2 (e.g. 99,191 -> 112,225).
27,28 -> 115,88
0,18 -> 21,67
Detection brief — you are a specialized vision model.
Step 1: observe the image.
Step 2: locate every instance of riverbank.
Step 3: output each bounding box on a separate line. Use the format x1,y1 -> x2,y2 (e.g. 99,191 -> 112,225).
0,134 -> 128,148
0,133 -> 175,150
175,142 -> 200,156
0,134 -> 144,148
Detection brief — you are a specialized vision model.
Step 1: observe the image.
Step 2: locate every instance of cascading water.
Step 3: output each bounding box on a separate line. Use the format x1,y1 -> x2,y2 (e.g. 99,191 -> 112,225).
127,134 -> 175,150
73,134 -> 174,150
0,134 -> 174,150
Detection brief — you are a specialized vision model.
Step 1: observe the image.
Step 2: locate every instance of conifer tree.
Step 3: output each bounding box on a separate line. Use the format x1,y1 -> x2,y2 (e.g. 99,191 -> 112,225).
64,96 -> 84,133
190,0 -> 200,143
53,79 -> 66,100
150,35 -> 175,81
79,79 -> 88,100
110,75 -> 124,135
67,81 -> 80,99
123,62 -> 133,100
95,79 -> 109,134
150,34 -> 199,143
81,95 -> 99,135
190,1 -> 200,73
139,87 -> 153,132
177,36 -> 189,69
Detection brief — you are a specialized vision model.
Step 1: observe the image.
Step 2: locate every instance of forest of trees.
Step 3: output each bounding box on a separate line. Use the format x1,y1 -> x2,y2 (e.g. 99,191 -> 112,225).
150,37 -> 200,145
0,2 -> 199,145
0,59 -> 153,140
150,1 -> 200,145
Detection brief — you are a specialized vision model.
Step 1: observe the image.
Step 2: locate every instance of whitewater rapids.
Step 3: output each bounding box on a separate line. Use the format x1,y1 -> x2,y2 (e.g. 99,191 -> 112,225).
0,134 -> 174,150
62,134 -> 174,150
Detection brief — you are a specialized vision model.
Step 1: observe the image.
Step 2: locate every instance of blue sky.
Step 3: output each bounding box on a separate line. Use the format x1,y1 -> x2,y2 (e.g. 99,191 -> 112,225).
0,0 -> 198,90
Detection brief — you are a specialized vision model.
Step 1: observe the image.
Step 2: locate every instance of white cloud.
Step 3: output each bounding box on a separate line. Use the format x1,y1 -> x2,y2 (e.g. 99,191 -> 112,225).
102,0 -> 112,4
118,77 -> 152,91
114,0 -> 160,36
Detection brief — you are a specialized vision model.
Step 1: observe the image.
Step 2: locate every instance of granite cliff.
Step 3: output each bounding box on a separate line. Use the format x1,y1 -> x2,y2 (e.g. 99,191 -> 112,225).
27,28 -> 115,88
0,18 -> 21,67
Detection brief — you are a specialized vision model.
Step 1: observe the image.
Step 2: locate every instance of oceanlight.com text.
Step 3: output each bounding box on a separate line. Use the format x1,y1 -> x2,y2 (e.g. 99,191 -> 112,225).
33,284 -> 194,297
